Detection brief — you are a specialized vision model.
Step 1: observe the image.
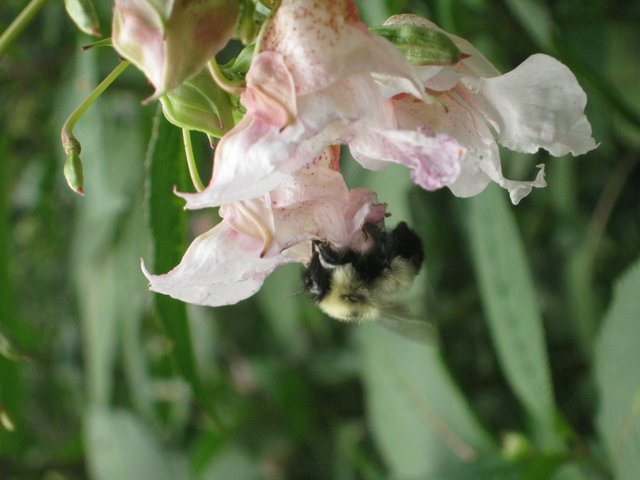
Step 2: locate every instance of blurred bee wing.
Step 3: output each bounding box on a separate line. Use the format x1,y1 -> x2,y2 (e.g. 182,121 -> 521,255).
376,313 -> 436,345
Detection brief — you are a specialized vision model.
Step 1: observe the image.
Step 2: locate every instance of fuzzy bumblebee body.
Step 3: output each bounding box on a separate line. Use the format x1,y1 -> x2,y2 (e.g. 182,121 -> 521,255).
303,222 -> 424,322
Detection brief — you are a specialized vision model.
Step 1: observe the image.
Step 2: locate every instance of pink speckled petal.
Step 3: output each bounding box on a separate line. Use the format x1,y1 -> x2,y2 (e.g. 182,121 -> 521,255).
262,0 -> 423,98
242,52 -> 297,128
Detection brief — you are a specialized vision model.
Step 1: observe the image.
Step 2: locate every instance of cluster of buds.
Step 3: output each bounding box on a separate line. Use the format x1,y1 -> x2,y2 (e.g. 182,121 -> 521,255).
107,0 -> 596,308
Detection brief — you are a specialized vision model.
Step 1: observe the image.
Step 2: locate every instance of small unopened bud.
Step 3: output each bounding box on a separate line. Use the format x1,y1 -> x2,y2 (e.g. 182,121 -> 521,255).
371,24 -> 466,66
65,0 -> 101,36
63,151 -> 85,196
61,133 -> 84,196
160,70 -> 233,137
112,0 -> 240,98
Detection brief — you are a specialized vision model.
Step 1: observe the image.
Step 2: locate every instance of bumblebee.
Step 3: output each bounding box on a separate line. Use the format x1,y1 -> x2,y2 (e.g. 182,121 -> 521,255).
303,221 -> 424,322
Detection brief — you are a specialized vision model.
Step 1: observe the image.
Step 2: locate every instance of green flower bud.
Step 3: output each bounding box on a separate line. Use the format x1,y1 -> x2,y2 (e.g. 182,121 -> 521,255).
63,150 -> 85,196
112,0 -> 240,98
65,0 -> 101,36
371,24 -> 466,66
159,70 -> 233,137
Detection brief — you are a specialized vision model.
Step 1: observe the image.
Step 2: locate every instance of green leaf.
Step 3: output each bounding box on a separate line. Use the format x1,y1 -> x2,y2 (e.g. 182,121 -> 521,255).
145,111 -> 225,429
256,264 -> 307,357
595,257 -> 640,480
371,24 -> 465,66
85,408 -> 190,480
200,445 -> 261,480
501,0 -> 553,50
467,185 -> 558,449
358,323 -> 495,478
64,0 -> 101,36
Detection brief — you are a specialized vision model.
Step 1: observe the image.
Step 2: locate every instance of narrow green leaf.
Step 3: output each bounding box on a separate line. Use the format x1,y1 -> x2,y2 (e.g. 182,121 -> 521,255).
0,136 -> 25,443
358,323 -> 495,478
200,445 -> 261,480
0,329 -> 27,362
595,257 -> 640,480
467,185 -> 558,448
85,408 -> 190,480
256,264 -> 307,356
502,0 -> 553,50
145,111 -> 225,428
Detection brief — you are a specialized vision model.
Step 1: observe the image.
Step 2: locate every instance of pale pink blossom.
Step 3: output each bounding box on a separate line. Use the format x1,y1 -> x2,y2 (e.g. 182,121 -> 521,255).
178,0 -> 465,210
384,15 -> 597,204
142,147 -> 387,307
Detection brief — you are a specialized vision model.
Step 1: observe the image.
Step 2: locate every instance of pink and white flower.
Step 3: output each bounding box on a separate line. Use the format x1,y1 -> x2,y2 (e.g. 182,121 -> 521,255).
142,147 -> 387,306
178,0 -> 466,210
383,15 -> 597,204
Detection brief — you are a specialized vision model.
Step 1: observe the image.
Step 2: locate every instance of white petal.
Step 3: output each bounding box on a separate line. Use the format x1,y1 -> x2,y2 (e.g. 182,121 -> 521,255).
177,116 -> 301,209
478,54 -> 597,156
142,223 -> 290,307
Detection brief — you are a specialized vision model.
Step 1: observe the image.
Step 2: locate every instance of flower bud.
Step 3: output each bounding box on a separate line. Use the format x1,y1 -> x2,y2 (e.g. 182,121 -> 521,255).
112,0 -> 240,98
65,0 -> 101,36
371,24 -> 465,66
159,70 -> 233,137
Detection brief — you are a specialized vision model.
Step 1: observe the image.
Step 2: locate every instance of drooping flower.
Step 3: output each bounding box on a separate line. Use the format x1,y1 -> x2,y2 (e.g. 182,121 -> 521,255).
112,0 -> 239,97
142,147 -> 387,306
381,15 -> 598,204
177,0 -> 466,210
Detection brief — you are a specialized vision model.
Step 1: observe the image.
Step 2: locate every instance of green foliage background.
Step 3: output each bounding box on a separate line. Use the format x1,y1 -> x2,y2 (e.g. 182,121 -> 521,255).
1,0 -> 640,479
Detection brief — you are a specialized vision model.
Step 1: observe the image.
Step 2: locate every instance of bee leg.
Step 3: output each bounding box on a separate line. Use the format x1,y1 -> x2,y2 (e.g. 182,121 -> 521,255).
302,252 -> 331,300
362,222 -> 386,243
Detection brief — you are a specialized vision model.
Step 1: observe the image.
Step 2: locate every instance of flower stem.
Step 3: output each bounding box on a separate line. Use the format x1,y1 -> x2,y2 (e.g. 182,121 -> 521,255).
60,59 -> 130,195
182,129 -> 205,192
0,0 -> 48,57
208,58 -> 244,95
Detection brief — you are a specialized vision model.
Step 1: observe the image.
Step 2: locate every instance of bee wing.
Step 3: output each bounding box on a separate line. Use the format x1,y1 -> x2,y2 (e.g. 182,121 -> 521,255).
376,307 -> 436,345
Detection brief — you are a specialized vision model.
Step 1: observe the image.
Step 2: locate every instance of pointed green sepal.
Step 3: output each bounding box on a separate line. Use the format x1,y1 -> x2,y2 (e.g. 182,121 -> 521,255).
160,70 -> 234,137
371,24 -> 466,66
238,0 -> 256,44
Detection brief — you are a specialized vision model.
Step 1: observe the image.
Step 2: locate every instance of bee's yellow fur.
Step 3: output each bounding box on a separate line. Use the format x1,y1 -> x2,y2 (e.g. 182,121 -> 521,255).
317,257 -> 416,322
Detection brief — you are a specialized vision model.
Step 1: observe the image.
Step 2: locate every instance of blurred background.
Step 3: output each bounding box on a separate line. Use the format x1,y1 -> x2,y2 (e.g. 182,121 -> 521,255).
1,0 -> 639,479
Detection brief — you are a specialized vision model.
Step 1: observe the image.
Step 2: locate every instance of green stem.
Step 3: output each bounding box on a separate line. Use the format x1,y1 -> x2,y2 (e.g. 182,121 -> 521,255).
182,129 -> 205,192
0,0 -> 48,57
207,58 -> 244,95
61,60 -> 130,143
60,60 -> 129,194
